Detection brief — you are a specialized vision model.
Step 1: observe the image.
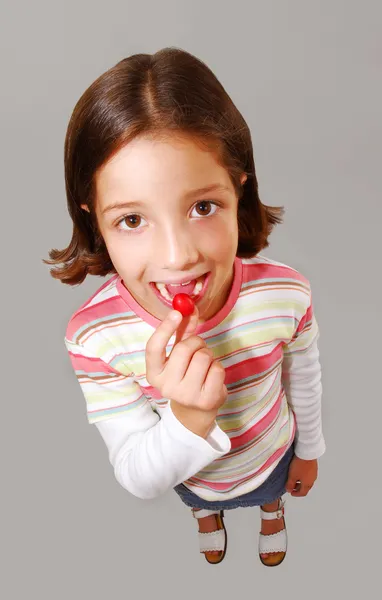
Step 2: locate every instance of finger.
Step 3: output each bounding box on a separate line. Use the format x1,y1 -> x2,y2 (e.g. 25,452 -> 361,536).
165,336 -> 208,384
146,310 -> 183,377
180,347 -> 215,397
291,490 -> 308,497
199,361 -> 227,409
174,304 -> 200,345
285,478 -> 295,494
291,483 -> 312,497
292,480 -> 302,493
301,484 -> 313,496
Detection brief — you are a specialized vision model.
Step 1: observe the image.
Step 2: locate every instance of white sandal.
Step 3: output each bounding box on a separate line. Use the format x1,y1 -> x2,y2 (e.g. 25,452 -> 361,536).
259,498 -> 287,566
192,508 -> 227,564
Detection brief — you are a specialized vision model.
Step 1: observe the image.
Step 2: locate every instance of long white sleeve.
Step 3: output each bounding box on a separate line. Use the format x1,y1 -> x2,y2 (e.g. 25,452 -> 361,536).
95,404 -> 231,499
281,337 -> 326,460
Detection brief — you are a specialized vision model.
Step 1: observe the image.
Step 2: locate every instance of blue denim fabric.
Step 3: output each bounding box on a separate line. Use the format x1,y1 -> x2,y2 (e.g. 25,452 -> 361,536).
173,443 -> 295,510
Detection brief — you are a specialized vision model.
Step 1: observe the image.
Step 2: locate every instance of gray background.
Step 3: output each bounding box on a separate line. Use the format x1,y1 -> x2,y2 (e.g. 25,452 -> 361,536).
1,0 -> 381,598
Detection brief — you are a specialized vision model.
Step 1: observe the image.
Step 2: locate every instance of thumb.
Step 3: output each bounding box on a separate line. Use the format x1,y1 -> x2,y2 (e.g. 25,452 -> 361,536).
174,303 -> 200,345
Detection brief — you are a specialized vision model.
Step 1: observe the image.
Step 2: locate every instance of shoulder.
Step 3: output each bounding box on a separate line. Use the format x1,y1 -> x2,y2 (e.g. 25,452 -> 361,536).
240,253 -> 313,309
242,253 -> 310,286
65,274 -> 128,346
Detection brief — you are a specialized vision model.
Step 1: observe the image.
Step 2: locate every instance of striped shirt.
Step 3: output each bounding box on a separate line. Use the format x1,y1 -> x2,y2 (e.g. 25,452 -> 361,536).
65,254 -> 325,501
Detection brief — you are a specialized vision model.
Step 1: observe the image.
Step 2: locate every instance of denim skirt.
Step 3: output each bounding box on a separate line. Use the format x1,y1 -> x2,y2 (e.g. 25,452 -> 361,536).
173,443 -> 294,511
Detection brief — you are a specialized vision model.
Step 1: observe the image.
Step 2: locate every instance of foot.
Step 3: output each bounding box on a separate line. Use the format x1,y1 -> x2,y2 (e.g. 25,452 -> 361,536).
193,509 -> 226,564
259,499 -> 286,566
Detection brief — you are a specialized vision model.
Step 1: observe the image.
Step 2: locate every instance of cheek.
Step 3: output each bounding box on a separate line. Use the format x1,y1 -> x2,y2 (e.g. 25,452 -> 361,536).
199,216 -> 238,256
103,234 -> 123,264
103,233 -> 149,276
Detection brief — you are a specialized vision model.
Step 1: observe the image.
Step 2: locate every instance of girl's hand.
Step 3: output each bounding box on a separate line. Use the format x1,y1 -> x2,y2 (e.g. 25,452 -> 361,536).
145,306 -> 227,436
285,456 -> 318,497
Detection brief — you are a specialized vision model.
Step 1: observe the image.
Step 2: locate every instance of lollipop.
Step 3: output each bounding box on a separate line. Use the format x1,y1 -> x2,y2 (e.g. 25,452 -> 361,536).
172,293 -> 195,317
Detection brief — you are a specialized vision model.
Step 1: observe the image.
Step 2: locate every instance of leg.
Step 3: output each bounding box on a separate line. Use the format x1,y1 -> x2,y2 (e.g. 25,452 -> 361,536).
259,498 -> 287,566
192,508 -> 227,564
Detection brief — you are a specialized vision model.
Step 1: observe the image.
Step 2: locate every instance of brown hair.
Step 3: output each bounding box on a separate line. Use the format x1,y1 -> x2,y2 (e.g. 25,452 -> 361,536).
44,47 -> 283,285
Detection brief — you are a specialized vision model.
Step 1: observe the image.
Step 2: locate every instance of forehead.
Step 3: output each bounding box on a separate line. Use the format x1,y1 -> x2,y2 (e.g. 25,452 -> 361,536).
95,134 -> 232,203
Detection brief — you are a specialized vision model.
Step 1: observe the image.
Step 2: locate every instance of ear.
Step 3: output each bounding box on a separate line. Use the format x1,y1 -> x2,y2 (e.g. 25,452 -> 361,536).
240,173 -> 247,185
81,204 -> 90,213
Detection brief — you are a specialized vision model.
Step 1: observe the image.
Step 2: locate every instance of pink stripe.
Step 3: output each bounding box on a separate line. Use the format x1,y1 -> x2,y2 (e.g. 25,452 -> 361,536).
295,303 -> 313,335
68,350 -> 121,375
224,344 -> 282,384
66,294 -> 128,340
243,262 -> 309,285
192,442 -> 292,491
69,275 -> 118,316
229,391 -> 282,450
141,385 -> 163,399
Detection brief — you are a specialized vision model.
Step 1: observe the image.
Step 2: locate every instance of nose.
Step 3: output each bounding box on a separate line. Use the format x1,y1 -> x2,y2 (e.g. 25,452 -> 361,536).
157,225 -> 200,271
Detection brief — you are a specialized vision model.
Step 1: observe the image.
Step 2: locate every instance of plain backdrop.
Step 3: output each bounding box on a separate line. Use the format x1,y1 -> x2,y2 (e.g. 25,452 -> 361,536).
1,1 -> 381,598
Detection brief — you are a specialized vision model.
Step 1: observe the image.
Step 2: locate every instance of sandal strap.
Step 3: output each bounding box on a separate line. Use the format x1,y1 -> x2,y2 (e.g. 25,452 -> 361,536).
199,529 -> 226,553
192,508 -> 223,519
260,499 -> 285,521
259,530 -> 287,554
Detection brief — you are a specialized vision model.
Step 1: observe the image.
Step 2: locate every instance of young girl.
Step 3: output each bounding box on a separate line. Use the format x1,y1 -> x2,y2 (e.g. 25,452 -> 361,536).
45,47 -> 325,567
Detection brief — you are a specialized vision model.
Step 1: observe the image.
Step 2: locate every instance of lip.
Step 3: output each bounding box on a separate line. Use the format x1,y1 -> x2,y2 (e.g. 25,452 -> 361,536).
150,272 -> 211,308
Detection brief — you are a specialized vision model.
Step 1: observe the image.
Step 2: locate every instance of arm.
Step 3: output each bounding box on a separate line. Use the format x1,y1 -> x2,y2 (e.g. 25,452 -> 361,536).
95,406 -> 230,499
281,306 -> 326,461
282,337 -> 325,460
66,339 -> 230,500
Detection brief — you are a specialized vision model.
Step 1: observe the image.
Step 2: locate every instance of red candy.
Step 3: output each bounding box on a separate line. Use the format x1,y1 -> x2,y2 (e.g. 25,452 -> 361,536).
172,293 -> 195,317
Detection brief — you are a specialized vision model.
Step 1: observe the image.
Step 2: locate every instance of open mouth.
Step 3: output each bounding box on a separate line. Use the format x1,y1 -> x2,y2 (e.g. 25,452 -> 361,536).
150,273 -> 210,307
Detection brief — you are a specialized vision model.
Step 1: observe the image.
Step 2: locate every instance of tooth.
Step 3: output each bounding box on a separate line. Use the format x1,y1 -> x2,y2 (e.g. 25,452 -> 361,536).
159,286 -> 171,300
154,282 -> 171,300
155,275 -> 205,299
194,281 -> 203,294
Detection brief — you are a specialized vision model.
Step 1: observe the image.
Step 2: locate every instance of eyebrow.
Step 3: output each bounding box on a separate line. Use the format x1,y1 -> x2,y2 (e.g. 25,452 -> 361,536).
101,183 -> 230,215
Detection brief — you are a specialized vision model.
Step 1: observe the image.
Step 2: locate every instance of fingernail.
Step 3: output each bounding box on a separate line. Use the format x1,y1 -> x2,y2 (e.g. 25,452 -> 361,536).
170,311 -> 182,323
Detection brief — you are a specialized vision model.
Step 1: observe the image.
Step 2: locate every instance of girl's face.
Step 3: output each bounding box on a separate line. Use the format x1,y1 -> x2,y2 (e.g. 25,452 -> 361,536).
93,134 -> 243,323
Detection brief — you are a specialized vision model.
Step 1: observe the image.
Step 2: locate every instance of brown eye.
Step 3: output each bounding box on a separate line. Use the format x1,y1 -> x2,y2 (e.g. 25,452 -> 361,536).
123,214 -> 141,228
195,201 -> 212,216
